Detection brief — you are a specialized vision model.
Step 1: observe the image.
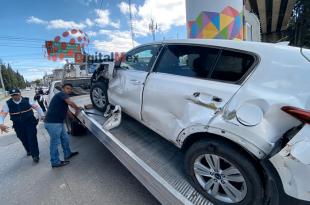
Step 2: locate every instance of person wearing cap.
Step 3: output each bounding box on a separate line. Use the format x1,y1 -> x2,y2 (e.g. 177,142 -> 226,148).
44,83 -> 80,168
0,88 -> 45,163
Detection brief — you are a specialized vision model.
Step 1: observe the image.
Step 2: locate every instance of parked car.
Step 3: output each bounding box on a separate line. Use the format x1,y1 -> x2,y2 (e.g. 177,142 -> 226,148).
90,39 -> 310,205
41,86 -> 49,94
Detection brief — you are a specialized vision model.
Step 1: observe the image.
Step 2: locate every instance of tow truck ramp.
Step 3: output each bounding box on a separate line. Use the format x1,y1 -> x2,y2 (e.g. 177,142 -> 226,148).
71,95 -> 212,205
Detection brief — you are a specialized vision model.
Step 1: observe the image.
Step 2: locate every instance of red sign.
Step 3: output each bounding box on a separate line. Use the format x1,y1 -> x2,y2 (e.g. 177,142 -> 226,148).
45,41 -> 82,61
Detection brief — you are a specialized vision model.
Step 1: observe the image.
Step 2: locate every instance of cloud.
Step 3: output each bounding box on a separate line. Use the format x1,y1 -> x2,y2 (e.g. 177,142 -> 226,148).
21,67 -> 56,80
110,20 -> 120,29
85,18 -> 94,27
26,16 -> 47,25
98,29 -> 112,35
118,2 -> 137,15
28,68 -> 40,72
77,0 -> 98,6
94,30 -> 138,52
118,0 -> 186,36
27,16 -> 86,29
94,9 -> 110,26
94,9 -> 120,29
86,31 -> 97,37
47,19 -> 86,29
27,8 -> 120,30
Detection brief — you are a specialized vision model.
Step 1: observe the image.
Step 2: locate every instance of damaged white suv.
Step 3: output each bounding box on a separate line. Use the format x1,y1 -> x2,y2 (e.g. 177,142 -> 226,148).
90,39 -> 310,205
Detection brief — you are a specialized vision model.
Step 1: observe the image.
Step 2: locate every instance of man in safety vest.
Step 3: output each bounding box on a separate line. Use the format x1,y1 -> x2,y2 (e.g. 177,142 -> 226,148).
0,88 -> 45,163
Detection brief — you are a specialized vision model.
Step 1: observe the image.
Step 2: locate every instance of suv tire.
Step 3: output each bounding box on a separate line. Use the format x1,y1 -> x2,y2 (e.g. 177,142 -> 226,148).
90,82 -> 108,112
184,138 -> 264,205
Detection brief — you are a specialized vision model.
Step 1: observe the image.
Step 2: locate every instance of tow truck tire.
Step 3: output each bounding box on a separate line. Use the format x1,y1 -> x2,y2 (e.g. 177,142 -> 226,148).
90,82 -> 108,112
184,138 -> 264,205
65,116 -> 87,136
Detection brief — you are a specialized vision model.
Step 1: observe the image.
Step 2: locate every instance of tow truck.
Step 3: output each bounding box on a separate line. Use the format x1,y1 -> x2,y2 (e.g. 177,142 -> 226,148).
68,94 -> 212,205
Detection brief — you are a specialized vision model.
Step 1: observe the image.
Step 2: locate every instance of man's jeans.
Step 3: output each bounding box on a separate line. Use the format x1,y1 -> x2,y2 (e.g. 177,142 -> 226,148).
44,123 -> 72,166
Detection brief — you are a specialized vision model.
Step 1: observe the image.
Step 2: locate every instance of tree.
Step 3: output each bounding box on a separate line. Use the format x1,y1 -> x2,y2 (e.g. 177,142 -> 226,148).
0,60 -> 28,90
287,0 -> 310,48
33,79 -> 41,86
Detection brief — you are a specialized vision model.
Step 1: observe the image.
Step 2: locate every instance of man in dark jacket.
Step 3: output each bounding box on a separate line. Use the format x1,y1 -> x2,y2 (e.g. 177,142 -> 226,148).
34,88 -> 46,113
0,88 -> 45,163
44,83 -> 80,168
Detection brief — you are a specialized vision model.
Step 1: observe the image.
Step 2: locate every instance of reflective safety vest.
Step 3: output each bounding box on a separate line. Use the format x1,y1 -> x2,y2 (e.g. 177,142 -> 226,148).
7,97 -> 34,123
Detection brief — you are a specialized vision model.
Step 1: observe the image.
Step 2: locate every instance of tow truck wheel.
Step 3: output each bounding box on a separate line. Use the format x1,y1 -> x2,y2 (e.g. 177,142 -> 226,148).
184,138 -> 264,205
90,82 -> 108,112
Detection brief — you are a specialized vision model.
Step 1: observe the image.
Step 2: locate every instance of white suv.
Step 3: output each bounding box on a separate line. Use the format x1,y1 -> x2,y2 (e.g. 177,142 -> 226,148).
90,39 -> 310,205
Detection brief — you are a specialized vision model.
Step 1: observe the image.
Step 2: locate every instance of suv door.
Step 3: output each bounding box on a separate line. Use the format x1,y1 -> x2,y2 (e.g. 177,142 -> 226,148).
108,44 -> 160,121
142,44 -> 256,142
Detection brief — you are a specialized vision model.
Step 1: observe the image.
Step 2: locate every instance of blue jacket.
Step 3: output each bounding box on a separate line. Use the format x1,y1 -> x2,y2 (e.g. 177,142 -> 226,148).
7,97 -> 34,124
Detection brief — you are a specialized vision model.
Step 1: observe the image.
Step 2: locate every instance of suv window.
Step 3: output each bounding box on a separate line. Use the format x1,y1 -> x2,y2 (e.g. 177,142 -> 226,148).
211,50 -> 255,82
121,45 -> 160,72
156,45 -> 219,79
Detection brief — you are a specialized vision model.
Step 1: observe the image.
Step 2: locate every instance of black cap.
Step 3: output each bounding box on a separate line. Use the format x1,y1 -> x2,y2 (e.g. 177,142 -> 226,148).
9,88 -> 21,95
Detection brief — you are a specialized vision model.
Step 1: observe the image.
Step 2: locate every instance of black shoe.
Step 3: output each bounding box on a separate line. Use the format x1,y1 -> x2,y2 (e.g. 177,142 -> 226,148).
33,156 -> 40,163
52,160 -> 70,168
65,152 -> 79,160
27,152 -> 31,156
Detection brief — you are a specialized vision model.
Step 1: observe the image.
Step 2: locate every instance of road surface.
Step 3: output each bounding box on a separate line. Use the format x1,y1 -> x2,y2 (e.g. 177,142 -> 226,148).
0,90 -> 159,205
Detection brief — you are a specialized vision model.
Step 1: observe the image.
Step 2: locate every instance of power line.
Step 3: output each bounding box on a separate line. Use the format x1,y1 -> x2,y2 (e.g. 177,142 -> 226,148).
0,39 -> 43,44
0,35 -> 46,41
3,55 -> 46,59
94,0 -> 105,28
0,44 -> 44,48
0,42 -> 45,47
0,42 -> 97,48
0,37 -> 98,47
0,53 -> 44,57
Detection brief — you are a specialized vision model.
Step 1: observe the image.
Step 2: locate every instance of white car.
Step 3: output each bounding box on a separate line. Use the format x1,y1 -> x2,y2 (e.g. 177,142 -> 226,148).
90,39 -> 310,205
41,86 -> 49,94
44,80 -> 62,107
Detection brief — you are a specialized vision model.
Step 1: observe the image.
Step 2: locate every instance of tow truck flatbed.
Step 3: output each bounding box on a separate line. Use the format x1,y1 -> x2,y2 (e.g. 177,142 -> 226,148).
71,95 -> 212,205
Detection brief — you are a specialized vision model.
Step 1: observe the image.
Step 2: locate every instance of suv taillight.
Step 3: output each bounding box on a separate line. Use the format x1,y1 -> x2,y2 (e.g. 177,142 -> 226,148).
282,106 -> 310,124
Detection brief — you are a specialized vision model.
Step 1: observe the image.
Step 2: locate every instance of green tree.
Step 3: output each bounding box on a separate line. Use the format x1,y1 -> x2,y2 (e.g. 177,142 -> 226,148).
287,0 -> 310,48
0,60 -> 28,90
33,79 -> 41,86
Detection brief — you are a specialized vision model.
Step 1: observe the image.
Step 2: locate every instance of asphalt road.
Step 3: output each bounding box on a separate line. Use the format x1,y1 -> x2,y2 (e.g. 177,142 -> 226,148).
0,90 -> 159,205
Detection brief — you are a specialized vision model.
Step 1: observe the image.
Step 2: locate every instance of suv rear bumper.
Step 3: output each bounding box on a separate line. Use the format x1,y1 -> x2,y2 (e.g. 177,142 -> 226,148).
261,125 -> 310,204
261,159 -> 310,205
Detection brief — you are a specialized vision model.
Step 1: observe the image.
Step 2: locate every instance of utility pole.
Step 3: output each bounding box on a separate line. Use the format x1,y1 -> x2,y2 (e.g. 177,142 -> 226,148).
149,18 -> 158,42
128,0 -> 135,47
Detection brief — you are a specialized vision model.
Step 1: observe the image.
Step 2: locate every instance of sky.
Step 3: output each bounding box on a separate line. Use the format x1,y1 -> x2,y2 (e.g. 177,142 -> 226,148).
0,0 -> 187,81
